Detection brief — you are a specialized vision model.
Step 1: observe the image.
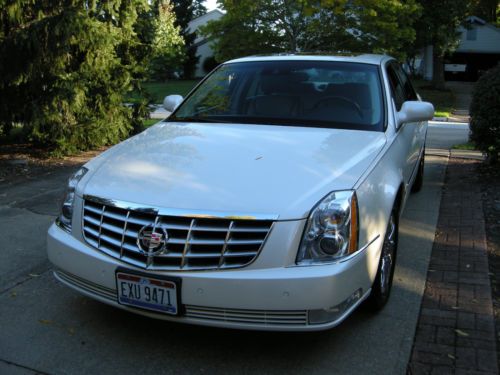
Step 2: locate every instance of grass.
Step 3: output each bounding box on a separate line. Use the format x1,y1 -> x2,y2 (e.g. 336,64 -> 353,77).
127,80 -> 200,104
434,110 -> 452,118
452,141 -> 476,150
143,118 -> 160,127
412,79 -> 454,118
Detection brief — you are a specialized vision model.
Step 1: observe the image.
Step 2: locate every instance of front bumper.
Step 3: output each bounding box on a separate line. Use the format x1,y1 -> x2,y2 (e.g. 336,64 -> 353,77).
47,223 -> 379,331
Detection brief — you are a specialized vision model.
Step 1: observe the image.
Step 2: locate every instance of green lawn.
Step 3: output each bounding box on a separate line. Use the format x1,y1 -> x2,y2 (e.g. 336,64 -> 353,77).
143,118 -> 161,127
127,80 -> 200,104
412,79 -> 454,118
452,141 -> 476,150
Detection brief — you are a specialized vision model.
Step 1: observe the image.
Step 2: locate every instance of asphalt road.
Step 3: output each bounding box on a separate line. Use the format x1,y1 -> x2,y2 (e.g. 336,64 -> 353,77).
0,124 -> 468,375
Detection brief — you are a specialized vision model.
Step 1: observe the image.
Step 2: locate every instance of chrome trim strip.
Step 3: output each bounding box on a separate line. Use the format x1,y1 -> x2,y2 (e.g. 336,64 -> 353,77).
83,194 -> 280,221
181,218 -> 196,268
219,221 -> 234,268
119,211 -> 130,259
293,234 -> 381,267
54,269 -> 116,301
97,204 -> 105,248
146,215 -> 160,268
185,305 -> 308,325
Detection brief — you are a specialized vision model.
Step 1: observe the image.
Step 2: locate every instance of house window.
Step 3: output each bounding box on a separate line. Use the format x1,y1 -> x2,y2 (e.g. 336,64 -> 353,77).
467,27 -> 477,41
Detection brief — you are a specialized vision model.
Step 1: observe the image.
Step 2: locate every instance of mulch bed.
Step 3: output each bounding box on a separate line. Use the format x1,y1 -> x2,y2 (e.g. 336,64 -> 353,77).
0,144 -> 104,187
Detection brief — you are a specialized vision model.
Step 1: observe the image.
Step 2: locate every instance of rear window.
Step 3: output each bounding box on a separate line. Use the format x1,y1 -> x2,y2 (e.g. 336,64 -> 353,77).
170,60 -> 384,131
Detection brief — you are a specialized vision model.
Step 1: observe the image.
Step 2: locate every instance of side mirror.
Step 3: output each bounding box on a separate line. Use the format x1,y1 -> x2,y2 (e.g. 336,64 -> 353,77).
397,101 -> 434,127
163,95 -> 183,112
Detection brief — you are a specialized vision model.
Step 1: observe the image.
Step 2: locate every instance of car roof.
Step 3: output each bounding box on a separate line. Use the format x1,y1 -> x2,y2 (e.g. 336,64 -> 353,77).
225,54 -> 393,66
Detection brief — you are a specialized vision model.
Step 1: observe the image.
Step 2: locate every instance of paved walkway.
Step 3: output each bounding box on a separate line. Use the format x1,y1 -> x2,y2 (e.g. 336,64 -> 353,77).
408,158 -> 498,374
448,82 -> 474,123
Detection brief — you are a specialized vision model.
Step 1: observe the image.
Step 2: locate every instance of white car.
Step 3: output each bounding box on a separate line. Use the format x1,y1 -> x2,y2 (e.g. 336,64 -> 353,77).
47,54 -> 434,331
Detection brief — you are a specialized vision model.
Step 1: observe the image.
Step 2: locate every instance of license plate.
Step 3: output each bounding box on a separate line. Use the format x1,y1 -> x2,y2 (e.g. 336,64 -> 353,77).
116,272 -> 179,315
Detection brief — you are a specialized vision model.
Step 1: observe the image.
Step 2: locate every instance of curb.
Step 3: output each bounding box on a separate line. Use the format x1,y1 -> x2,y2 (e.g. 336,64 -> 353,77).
426,149 -> 485,162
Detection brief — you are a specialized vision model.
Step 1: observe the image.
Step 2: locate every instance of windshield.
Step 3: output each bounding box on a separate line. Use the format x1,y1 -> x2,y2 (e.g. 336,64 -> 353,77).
170,60 -> 384,131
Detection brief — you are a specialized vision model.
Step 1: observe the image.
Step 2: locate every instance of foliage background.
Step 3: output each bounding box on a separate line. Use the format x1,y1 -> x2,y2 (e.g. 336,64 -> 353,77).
202,0 -> 421,62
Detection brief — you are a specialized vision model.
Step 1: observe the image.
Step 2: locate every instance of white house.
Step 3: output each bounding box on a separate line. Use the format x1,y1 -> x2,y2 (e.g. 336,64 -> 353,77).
421,16 -> 500,81
188,9 -> 224,78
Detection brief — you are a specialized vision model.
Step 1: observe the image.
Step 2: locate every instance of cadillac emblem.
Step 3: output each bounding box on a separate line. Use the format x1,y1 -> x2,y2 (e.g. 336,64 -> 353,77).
137,224 -> 168,256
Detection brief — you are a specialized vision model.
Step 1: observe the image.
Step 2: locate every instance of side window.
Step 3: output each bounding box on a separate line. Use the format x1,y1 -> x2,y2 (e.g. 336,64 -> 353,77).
386,65 -> 405,111
394,64 -> 418,101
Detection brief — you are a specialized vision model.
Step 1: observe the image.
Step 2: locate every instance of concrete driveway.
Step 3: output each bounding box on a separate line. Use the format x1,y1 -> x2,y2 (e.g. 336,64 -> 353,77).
427,121 -> 470,150
0,125 -> 469,375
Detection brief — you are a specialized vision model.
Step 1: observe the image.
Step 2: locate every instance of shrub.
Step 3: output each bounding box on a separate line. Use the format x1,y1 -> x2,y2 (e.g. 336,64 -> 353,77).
470,64 -> 500,163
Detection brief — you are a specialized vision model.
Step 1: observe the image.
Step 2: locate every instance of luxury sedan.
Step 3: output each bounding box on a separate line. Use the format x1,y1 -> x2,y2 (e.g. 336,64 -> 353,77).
47,54 -> 434,331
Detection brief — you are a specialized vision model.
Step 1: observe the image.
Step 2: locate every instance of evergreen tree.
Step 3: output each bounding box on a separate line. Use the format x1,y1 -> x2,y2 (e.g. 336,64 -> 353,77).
141,0 -> 185,80
0,0 -> 183,154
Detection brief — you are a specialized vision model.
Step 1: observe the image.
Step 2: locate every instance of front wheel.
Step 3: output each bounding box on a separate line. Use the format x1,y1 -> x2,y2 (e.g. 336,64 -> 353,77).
365,210 -> 398,311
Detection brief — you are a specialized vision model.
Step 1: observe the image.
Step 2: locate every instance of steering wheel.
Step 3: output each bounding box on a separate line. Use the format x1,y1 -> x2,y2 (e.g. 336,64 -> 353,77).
312,96 -> 363,118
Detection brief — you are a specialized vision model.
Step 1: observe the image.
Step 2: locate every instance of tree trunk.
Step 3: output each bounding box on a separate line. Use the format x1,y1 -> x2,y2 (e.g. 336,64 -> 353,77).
432,51 -> 446,90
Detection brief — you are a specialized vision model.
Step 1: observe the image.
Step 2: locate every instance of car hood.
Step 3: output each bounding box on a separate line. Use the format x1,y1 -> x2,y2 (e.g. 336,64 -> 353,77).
82,122 -> 386,220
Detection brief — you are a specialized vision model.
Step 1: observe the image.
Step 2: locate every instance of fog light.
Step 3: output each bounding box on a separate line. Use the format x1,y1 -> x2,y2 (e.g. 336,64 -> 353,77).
308,289 -> 363,324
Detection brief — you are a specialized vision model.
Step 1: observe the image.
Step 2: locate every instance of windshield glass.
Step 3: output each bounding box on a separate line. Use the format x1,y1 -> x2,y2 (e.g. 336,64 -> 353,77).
170,60 -> 384,131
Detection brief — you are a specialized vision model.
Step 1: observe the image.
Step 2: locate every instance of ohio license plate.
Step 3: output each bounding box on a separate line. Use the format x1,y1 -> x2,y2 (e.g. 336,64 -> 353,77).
116,272 -> 179,315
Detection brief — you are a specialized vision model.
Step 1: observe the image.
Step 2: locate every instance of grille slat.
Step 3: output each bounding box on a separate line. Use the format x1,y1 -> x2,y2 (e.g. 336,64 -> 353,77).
82,198 -> 273,271
191,226 -> 229,232
231,227 -> 270,233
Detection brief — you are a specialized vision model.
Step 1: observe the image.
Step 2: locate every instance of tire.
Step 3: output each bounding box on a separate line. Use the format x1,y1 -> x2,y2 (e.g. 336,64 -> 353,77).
365,210 -> 398,311
411,150 -> 424,193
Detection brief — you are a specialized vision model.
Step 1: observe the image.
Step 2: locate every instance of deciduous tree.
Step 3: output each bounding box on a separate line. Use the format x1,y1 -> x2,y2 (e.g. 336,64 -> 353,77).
471,0 -> 499,23
202,0 -> 420,62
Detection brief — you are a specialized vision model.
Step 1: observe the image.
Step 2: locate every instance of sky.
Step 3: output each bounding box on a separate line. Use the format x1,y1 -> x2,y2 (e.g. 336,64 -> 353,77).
204,0 -> 219,11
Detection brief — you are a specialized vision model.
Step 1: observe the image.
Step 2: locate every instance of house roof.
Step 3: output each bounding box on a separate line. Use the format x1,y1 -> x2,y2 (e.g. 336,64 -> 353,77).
466,15 -> 487,25
465,15 -> 500,34
189,9 -> 224,26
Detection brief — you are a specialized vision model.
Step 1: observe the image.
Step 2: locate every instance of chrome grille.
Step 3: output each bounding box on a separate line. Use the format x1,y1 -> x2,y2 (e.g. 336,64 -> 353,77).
82,197 -> 274,271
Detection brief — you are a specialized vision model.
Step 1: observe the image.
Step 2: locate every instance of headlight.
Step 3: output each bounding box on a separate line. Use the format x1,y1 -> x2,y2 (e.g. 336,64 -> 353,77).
296,190 -> 358,264
57,167 -> 88,232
